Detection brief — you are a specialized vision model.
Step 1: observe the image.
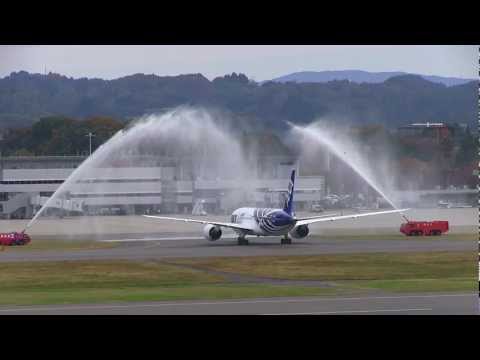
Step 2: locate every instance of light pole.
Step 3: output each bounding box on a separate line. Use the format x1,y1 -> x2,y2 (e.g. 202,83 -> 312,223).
85,132 -> 96,156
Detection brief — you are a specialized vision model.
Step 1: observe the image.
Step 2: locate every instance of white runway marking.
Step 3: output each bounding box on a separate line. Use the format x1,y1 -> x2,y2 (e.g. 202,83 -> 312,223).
100,237 -> 205,242
0,293 -> 472,313
100,235 -> 238,242
263,308 -> 433,315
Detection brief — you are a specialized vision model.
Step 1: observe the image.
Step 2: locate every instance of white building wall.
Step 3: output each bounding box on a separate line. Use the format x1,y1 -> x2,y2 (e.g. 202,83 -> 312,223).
3,167 -> 167,181
0,183 -> 60,192
176,195 -> 194,203
194,177 -> 324,191
68,182 -> 163,194
176,181 -> 194,192
295,191 -> 323,202
3,169 -> 74,181
83,196 -> 163,206
75,167 -> 163,180
1,161 -> 325,216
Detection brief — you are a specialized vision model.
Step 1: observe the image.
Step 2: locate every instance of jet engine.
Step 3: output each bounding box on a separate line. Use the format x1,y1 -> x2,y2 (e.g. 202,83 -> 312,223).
289,224 -> 309,239
203,224 -> 222,241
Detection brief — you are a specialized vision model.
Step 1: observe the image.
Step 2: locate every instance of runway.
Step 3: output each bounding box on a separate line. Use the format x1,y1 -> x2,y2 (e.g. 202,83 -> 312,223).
0,235 -> 475,262
1,208 -> 475,238
0,293 -> 476,315
0,208 -> 475,315
0,208 -> 473,264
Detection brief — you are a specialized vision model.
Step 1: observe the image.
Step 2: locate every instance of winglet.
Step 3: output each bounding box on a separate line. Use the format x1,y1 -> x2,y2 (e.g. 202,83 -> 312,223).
283,169 -> 295,216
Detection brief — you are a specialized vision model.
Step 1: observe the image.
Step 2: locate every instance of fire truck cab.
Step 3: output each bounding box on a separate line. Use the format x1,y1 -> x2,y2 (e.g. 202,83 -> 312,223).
0,232 -> 31,246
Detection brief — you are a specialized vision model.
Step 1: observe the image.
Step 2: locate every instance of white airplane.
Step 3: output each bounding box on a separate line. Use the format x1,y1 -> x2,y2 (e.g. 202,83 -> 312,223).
143,170 -> 408,245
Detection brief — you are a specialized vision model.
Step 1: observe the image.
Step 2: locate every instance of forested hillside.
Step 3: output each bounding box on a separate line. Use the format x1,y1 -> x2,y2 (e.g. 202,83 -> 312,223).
0,71 -> 476,129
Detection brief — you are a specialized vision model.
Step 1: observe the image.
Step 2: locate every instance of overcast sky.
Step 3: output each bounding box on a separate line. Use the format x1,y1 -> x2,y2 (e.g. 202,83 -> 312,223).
0,45 -> 477,81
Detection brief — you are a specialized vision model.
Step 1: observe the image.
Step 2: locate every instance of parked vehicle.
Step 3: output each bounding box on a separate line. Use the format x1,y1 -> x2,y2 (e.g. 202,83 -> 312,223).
311,204 -> 324,212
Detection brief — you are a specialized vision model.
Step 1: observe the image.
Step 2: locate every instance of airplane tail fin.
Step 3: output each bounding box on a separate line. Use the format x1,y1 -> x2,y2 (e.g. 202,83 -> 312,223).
283,169 -> 295,216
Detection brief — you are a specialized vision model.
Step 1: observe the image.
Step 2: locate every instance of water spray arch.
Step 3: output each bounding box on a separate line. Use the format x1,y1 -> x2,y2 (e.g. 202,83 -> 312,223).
288,120 -> 400,211
25,107 -> 254,232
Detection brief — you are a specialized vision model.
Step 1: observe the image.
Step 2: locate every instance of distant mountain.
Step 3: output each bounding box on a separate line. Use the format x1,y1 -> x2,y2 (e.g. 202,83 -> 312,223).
267,70 -> 476,87
0,71 -> 477,130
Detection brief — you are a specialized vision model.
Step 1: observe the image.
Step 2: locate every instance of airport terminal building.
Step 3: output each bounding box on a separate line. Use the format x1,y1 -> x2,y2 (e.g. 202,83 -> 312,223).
0,155 -> 327,219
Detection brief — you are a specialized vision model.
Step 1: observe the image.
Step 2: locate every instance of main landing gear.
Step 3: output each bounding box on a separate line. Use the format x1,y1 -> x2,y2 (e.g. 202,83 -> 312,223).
236,236 -> 293,245
281,235 -> 292,245
237,237 -> 249,246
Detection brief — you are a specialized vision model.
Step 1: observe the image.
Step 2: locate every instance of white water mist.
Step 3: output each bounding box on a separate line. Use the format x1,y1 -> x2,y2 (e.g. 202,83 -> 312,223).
25,107 -> 255,234
289,120 -> 399,209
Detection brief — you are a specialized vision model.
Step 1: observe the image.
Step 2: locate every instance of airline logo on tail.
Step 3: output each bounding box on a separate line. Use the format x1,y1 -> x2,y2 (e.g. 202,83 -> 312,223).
283,169 -> 295,216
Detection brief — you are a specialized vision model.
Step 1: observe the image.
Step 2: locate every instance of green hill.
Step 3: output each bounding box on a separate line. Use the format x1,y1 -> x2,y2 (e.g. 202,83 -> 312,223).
0,71 -> 477,129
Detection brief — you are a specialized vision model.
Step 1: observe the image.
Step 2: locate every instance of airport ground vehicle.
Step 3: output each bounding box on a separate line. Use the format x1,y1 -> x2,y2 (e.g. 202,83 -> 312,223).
311,203 -> 324,212
0,232 -> 31,246
400,221 -> 449,236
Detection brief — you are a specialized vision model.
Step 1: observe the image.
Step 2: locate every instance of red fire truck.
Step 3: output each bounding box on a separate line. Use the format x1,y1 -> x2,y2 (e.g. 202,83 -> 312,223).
400,221 -> 449,236
0,232 -> 31,246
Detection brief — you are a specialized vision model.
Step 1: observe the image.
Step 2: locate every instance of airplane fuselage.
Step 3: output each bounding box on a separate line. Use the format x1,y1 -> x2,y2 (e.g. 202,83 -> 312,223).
230,207 -> 296,237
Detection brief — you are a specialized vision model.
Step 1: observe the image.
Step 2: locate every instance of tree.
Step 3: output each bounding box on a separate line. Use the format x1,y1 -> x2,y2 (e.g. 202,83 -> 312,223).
11,148 -> 33,156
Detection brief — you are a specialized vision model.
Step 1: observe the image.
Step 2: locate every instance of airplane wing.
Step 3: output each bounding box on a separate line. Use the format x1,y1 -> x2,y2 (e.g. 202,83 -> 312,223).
100,234 -> 239,242
295,209 -> 409,226
142,215 -> 253,231
295,213 -> 341,221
